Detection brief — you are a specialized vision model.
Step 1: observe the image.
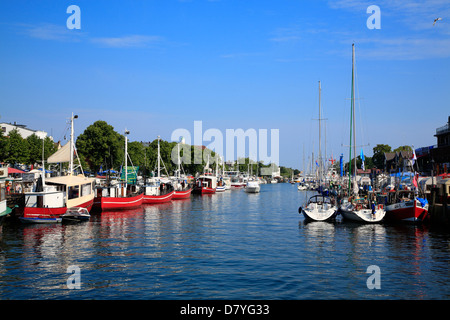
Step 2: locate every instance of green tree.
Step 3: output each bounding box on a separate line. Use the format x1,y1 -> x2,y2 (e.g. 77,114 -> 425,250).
5,129 -> 29,164
393,145 -> 412,153
372,144 -> 392,170
76,120 -> 124,173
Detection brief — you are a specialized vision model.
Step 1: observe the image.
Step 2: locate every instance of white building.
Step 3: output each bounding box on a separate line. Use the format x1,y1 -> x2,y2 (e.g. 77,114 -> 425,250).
0,122 -> 51,140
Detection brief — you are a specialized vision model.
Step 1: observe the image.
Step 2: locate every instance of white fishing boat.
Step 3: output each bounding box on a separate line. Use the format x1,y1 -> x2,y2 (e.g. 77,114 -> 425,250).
245,181 -> 260,193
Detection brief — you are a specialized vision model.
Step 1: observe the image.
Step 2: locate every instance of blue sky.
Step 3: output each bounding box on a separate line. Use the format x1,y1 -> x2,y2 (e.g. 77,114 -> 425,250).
0,0 -> 449,170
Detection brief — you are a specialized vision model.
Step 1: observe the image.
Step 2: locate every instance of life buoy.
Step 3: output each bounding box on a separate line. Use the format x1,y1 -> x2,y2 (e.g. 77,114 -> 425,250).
378,204 -> 383,210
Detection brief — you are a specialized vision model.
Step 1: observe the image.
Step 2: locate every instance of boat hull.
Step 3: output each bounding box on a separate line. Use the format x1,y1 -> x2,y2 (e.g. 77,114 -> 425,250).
193,187 -> 216,194
93,193 -> 143,211
340,207 -> 385,223
385,200 -> 429,223
301,207 -> 337,221
173,188 -> 192,199
18,198 -> 94,223
143,191 -> 174,204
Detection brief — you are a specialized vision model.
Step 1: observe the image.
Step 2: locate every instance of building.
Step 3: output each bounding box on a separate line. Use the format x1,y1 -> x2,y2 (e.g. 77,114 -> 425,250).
0,122 -> 50,140
431,116 -> 450,174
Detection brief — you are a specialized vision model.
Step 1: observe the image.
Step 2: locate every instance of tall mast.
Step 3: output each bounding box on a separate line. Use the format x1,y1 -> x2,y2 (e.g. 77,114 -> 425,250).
125,129 -> 129,188
348,44 -> 355,191
352,44 -> 357,180
318,80 -> 322,184
69,113 -> 78,176
157,135 -> 161,179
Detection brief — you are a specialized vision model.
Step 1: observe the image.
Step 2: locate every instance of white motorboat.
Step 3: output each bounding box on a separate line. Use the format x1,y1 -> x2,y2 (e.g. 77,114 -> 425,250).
61,207 -> 90,222
245,181 -> 260,193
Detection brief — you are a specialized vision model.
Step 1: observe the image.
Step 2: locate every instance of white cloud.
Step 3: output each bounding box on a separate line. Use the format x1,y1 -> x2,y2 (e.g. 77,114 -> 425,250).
20,23 -> 84,41
90,35 -> 163,48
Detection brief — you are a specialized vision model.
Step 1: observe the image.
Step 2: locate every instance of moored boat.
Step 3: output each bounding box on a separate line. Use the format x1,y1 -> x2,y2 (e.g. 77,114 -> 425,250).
245,181 -> 260,193
61,207 -> 90,222
93,129 -> 143,211
193,174 -> 217,194
17,113 -> 96,223
299,194 -> 337,221
385,191 -> 429,223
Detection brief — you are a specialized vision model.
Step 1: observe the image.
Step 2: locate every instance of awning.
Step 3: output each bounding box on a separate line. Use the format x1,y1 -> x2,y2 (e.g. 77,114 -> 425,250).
8,167 -> 26,174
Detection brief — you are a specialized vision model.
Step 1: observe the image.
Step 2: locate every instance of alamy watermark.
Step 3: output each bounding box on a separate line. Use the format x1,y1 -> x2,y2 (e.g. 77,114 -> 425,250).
66,5 -> 81,30
170,121 -> 279,167
367,5 -> 381,29
67,265 -> 81,289
366,265 -> 381,289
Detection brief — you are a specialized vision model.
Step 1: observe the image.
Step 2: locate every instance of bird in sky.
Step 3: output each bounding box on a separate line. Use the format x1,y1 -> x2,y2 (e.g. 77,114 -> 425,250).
433,17 -> 442,26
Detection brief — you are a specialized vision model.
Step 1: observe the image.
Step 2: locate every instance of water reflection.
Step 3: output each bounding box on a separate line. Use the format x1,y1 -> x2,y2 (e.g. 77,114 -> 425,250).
0,184 -> 449,299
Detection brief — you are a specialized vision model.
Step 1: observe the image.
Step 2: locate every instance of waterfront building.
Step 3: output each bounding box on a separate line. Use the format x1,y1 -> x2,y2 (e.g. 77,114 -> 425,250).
0,122 -> 51,140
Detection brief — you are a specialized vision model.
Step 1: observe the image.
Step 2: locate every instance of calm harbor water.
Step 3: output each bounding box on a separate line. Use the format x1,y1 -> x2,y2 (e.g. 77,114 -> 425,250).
1,183 -> 449,300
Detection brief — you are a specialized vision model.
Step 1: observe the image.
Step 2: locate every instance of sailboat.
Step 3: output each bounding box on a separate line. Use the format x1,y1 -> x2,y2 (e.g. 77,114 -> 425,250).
299,81 -> 338,221
18,113 -> 96,223
143,136 -> 174,204
93,129 -> 144,211
339,44 -> 385,223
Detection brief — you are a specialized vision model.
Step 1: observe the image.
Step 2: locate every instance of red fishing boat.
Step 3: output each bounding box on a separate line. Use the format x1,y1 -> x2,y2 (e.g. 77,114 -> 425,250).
173,187 -> 192,199
385,191 -> 429,223
193,174 -> 217,194
94,186 -> 143,211
17,113 -> 96,224
93,129 -> 144,211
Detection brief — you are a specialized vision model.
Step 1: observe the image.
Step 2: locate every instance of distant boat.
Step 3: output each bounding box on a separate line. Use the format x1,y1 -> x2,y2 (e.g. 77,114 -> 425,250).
61,207 -> 90,223
245,181 -> 260,193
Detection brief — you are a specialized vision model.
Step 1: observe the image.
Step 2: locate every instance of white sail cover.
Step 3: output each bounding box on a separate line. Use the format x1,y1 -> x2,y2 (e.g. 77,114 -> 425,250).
47,143 -> 71,163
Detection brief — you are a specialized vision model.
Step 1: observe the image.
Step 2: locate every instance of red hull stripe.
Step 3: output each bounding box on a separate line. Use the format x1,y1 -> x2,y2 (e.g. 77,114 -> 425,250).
95,194 -> 144,211
23,199 -> 94,218
143,191 -> 174,204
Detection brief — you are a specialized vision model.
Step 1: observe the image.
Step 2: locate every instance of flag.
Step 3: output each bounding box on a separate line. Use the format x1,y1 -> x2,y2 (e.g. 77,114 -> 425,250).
340,154 -> 344,177
413,172 -> 418,189
360,149 -> 365,171
411,148 -> 417,166
315,161 -> 319,167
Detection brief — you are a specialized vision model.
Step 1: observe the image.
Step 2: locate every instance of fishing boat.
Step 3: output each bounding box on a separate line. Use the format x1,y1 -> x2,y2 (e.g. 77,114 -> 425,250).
298,81 -> 337,221
245,180 -> 260,193
173,184 -> 192,199
193,173 -> 217,194
93,129 -> 143,211
1,168 -> 11,226
170,138 -> 192,200
143,136 -> 174,204
17,113 -> 96,223
61,207 -> 90,222
339,44 -> 385,223
385,190 -> 429,223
